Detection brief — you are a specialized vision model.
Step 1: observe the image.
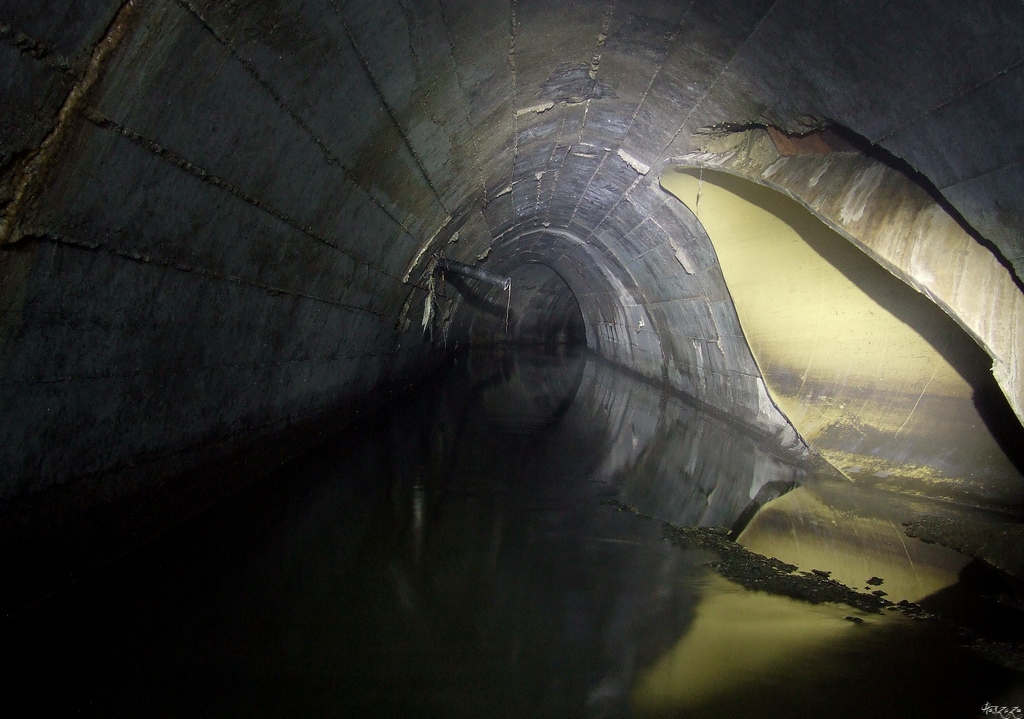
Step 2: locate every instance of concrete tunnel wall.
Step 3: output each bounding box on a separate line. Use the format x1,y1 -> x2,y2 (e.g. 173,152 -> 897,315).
2,1 -> 1024,534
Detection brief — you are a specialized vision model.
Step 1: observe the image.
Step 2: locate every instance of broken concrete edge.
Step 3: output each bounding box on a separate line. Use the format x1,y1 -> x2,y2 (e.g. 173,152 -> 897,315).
901,515 -> 1024,672
903,515 -> 1024,582
398,216 -> 454,332
663,129 -> 1024,429
603,498 -> 1024,673
616,148 -> 650,176
0,0 -> 140,246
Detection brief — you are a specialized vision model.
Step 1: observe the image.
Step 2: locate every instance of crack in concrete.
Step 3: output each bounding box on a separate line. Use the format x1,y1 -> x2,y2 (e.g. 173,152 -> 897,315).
588,0 -> 617,80
578,0 -> 780,248
436,0 -> 491,207
659,0 -> 781,164
549,0 -> 688,233
566,149 -> 611,228
395,0 -> 421,75
542,99 -> 596,229
541,111 -> 570,226
618,217 -> 656,258
508,0 -> 520,182
617,2 -> 695,144
0,0 -> 138,246
876,56 -> 1024,144
550,21 -> 663,234
574,94 -> 593,155
583,171 -> 647,247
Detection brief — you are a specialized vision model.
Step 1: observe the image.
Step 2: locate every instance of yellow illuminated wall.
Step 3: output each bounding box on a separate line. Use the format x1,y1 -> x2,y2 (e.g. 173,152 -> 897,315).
661,167 -> 1020,505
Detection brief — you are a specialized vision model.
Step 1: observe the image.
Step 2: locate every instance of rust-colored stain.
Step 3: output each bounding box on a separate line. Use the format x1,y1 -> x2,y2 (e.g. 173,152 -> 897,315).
766,126 -> 854,156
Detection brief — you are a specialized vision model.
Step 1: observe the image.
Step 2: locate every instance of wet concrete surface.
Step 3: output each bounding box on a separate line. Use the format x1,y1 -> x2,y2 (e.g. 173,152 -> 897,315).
3,346 -> 1023,717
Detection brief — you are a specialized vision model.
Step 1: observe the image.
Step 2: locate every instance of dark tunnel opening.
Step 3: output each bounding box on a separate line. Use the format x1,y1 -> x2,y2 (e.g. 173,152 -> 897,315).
451,261 -> 587,348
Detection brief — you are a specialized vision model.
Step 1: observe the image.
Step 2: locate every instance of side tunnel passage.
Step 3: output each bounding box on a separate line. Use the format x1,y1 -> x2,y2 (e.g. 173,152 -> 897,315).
662,166 -> 1024,511
433,227 -> 665,371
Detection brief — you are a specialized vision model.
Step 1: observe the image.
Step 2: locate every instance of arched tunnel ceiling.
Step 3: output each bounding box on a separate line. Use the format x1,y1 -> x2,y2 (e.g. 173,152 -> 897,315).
1,0 -> 1024,516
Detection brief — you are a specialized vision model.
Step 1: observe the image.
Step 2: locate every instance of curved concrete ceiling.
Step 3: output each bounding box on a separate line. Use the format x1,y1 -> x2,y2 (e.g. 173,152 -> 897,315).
2,0 -> 1023,518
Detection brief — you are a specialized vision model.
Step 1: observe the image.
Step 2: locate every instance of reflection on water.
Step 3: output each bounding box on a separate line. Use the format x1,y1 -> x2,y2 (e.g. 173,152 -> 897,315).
738,485 -> 972,603
633,574 -> 863,715
5,347 -> 1022,717
632,573 -> 1023,719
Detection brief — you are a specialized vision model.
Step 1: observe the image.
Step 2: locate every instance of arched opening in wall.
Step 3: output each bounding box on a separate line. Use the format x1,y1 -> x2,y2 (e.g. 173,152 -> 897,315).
506,263 -> 586,347
662,167 -> 1024,511
477,229 -> 665,377
452,261 -> 586,348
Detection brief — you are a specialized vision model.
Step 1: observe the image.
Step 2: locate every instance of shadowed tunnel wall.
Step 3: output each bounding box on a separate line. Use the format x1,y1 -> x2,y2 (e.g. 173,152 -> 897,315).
2,0 -> 1024,595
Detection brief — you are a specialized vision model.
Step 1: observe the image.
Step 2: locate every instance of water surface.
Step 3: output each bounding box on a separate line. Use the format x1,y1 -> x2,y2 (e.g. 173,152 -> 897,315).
5,347 -> 1022,717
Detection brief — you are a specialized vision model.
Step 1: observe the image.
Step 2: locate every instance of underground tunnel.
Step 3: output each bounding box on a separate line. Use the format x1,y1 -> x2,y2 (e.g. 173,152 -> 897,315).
3,0 -> 1024,715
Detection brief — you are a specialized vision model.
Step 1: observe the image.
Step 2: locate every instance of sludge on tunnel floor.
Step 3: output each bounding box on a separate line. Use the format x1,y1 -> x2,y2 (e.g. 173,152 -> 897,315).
4,347 -> 1024,718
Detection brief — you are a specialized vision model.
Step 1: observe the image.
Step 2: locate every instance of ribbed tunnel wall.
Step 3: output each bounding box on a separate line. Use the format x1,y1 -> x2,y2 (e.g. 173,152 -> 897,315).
2,1 -> 1024,541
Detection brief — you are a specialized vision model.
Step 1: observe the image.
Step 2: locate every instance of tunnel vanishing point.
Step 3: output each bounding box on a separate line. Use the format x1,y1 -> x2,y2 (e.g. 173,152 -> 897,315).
2,0 -> 1024,610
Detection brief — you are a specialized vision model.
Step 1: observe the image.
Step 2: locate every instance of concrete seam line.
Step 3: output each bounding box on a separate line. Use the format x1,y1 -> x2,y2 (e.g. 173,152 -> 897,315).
332,0 -> 451,216
17,230 -> 388,320
175,0 -> 415,236
82,109 -> 397,281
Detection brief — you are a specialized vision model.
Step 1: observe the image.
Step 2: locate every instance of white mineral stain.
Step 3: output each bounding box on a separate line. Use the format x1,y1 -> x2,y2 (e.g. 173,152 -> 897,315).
839,164 -> 886,224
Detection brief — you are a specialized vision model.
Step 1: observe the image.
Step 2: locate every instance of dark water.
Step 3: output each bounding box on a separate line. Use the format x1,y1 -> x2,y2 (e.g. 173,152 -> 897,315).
5,347 -> 1023,717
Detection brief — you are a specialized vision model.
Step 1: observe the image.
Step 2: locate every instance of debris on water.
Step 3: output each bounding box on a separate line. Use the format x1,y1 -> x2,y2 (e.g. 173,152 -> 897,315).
605,497 -> 1024,672
660,522 -> 891,614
